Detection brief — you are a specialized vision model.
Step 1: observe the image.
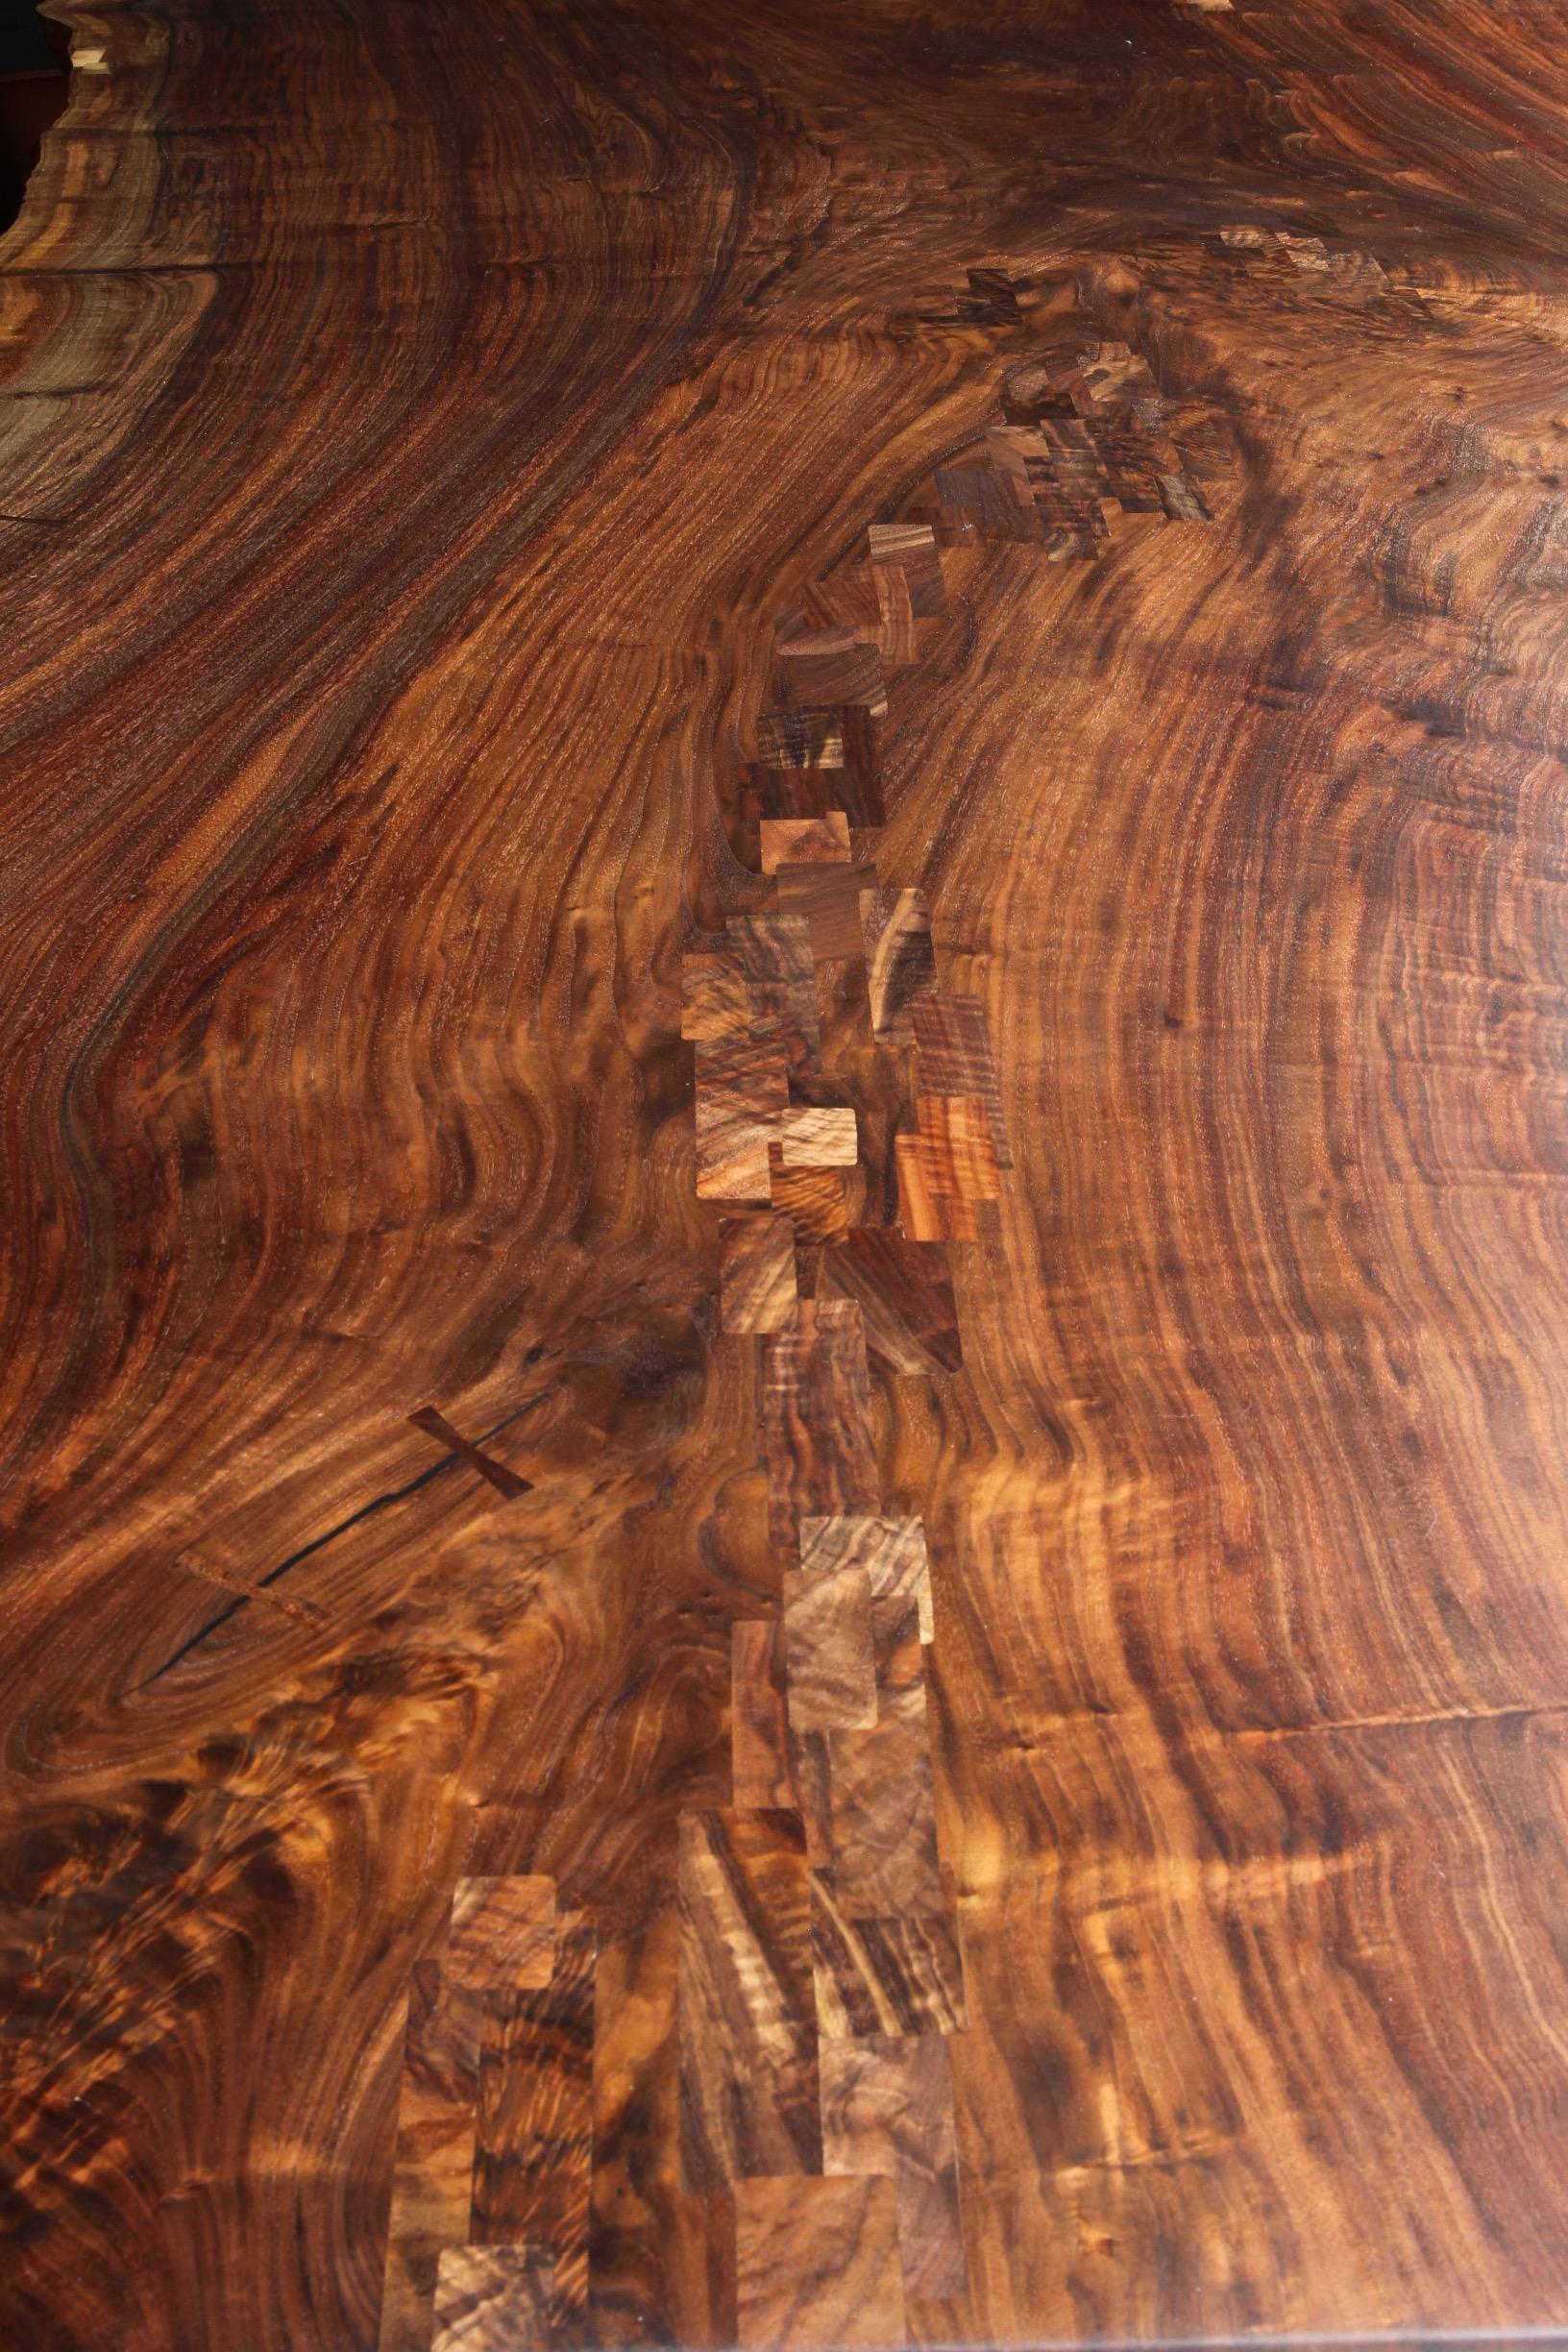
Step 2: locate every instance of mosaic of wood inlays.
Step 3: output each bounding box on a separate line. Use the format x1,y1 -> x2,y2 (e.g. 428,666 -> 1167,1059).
664,296 -> 1212,2332
374,296 -> 1207,2346
1212,225 -> 1428,312
380,1876 -> 590,2352
894,294 -> 1218,550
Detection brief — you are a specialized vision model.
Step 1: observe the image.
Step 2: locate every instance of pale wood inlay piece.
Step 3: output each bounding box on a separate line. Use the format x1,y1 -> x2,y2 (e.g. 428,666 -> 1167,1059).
783,1560 -> 878,1731
721,1213 -> 798,1334
780,1106 -> 859,1166
431,2246 -> 555,2350
799,1516 -> 934,1645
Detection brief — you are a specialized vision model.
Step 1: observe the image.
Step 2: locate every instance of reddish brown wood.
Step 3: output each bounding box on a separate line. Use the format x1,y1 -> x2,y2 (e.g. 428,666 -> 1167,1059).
6,0 -> 1568,2344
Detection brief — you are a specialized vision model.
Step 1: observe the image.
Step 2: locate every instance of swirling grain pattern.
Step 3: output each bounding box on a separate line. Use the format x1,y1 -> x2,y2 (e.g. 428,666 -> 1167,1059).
4,0 -> 1568,2344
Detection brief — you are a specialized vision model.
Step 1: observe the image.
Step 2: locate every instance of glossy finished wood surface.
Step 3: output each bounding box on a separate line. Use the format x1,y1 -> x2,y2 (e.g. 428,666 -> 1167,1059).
4,1 -> 1568,2345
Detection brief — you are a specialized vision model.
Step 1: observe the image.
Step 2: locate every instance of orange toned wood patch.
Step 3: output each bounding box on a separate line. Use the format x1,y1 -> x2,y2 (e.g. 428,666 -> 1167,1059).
735,2177 -> 906,2348
447,1875 -> 556,1989
721,1212 -> 798,1334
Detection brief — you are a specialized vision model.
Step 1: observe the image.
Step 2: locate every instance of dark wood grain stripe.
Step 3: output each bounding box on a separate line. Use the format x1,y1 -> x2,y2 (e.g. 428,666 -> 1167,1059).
731,1619 -> 797,1811
816,1231 -> 963,1377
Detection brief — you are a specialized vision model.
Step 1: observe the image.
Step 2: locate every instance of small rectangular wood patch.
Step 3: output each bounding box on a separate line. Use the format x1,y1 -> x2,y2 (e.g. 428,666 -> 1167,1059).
776,860 -> 873,962
754,711 -> 845,770
696,1035 -> 789,1203
918,1094 -> 1001,1199
895,1096 -> 1000,1239
801,563 -> 918,666
732,1619 -> 796,1808
759,1301 -> 879,1547
380,1960 -> 486,2352
894,1130 -> 971,1240
431,2246 -> 555,2351
838,706 -> 887,830
811,1874 -> 968,2041
909,993 -> 1012,1166
681,946 -> 751,1041
871,1593 -> 924,1711
678,1809 -> 822,2190
721,1213 -> 798,1335
817,1227 -> 962,1376
761,812 -> 851,870
776,623 -> 888,715
866,522 -> 948,622
792,1724 -> 835,1870
798,1515 -> 933,1644
743,761 -> 832,828
828,1691 -> 943,1919
783,1560 -> 878,1731
447,1876 -> 556,1990
780,1106 -> 858,1166
728,913 -> 821,1072
770,1151 -> 849,1244
471,1918 -> 597,2311
735,2176 -> 906,2348
819,2034 -> 966,2301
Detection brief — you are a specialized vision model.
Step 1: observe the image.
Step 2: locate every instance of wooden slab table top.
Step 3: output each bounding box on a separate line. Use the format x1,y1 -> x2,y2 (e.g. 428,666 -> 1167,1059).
3,1 -> 1568,2346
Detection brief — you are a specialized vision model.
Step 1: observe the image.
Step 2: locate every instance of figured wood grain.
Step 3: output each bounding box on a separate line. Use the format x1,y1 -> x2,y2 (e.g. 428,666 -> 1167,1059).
816,1230 -> 964,1377
828,1686 -> 944,1920
719,1212 -> 798,1336
447,1878 -> 556,1988
7,0 -> 1568,2345
908,996 -> 1012,1169
782,1560 -> 879,1732
768,1152 -> 850,1244
860,891 -> 938,1045
731,1619 -> 797,1810
677,1810 -> 822,2190
759,1300 -> 880,1545
819,2033 -> 966,2301
811,1896 -> 968,2046
381,1963 -> 487,2352
799,1516 -> 935,1648
734,2177 -> 906,2350
430,2246 -> 554,2352
471,1917 -> 596,2310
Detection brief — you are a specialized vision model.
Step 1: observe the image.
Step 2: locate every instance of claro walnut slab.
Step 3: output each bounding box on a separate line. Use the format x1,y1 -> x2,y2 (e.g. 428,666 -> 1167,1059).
2,1 -> 1568,2347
